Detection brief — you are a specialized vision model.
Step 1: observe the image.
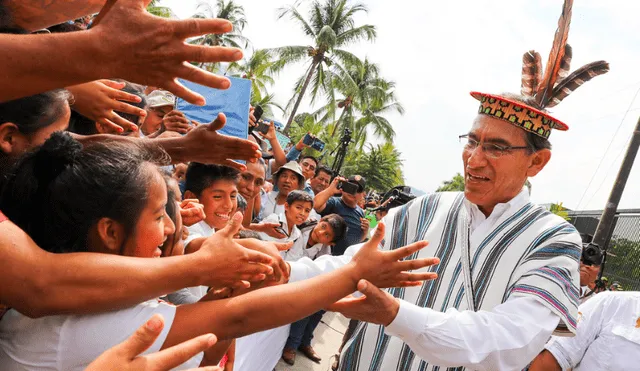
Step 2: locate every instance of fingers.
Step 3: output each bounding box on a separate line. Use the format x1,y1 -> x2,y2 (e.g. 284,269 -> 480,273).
163,78 -> 205,106
117,314 -> 165,358
394,257 -> 440,272
171,18 -> 233,39
99,79 -> 125,91
219,212 -> 243,238
208,112 -> 227,131
364,222 -> 385,249
102,81 -> 143,103
275,241 -> 294,252
387,241 -> 431,261
177,62 -> 233,90
113,100 -> 146,117
219,159 -> 247,172
109,113 -> 139,133
96,117 -> 127,134
390,271 -> 439,283
147,333 -> 217,370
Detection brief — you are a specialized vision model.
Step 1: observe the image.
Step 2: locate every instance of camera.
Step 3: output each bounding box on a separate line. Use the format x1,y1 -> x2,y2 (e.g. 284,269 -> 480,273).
337,181 -> 359,195
581,242 -> 604,267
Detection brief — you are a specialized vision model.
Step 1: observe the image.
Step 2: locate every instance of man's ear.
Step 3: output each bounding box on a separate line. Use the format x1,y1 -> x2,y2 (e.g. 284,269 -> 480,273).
95,217 -> 126,254
527,149 -> 552,177
0,122 -> 24,156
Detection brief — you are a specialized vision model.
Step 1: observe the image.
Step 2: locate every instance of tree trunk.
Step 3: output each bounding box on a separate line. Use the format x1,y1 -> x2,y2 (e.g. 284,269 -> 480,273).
283,60 -> 318,135
331,105 -> 349,137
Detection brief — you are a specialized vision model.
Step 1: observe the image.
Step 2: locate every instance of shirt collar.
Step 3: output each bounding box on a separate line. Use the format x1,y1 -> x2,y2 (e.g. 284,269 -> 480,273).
468,188 -> 530,224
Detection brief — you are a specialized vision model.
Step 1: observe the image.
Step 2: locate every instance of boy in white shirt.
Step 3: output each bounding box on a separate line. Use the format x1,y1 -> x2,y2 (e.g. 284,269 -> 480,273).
257,190 -> 314,261
182,162 -> 240,299
282,214 -> 347,365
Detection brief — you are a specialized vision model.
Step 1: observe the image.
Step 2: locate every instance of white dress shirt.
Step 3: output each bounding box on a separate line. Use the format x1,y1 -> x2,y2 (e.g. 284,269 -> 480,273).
289,189 -> 564,370
545,291 -> 640,371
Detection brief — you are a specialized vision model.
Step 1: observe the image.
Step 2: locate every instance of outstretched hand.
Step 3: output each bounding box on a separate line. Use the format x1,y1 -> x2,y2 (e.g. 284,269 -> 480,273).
85,314 -> 221,371
177,113 -> 261,171
196,213 -> 275,290
91,0 -> 244,105
327,279 -> 400,327
350,222 -> 439,289
67,79 -> 146,133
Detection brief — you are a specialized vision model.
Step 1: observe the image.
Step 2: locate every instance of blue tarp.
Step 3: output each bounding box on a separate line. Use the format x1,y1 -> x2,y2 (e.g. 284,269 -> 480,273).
175,77 -> 251,141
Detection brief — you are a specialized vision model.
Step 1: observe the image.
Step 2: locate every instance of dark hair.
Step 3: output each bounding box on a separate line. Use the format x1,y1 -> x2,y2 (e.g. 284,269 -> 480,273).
184,163 -> 240,197
286,190 -> 314,206
68,83 -> 146,135
315,165 -> 333,178
321,214 -> 347,243
499,92 -> 552,153
236,193 -> 248,213
300,155 -> 319,167
0,132 -> 167,254
0,89 -> 70,135
47,22 -> 83,33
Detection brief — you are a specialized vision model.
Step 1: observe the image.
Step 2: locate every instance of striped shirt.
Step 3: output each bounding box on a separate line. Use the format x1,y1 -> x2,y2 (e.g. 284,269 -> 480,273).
291,190 -> 581,371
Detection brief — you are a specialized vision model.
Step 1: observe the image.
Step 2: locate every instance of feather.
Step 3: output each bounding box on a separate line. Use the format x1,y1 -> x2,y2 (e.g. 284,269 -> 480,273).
556,44 -> 573,82
521,50 -> 543,97
547,60 -> 609,107
535,0 -> 573,106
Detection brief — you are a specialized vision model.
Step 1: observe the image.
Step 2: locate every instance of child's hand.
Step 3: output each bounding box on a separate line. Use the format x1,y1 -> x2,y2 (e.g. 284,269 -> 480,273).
180,199 -> 206,227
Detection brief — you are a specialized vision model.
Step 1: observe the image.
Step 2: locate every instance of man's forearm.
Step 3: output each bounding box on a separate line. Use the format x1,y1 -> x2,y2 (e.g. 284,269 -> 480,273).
270,138 -> 287,169
5,0 -> 105,31
313,189 -> 333,211
0,221 -> 204,317
0,31 -> 103,102
529,350 -> 562,371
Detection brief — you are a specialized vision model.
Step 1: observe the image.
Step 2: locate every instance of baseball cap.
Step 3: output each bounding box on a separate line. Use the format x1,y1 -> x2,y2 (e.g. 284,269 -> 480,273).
147,90 -> 176,109
348,175 -> 366,193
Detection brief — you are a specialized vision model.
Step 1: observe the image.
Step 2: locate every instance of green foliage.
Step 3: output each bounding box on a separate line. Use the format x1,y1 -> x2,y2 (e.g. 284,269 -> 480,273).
272,0 -> 377,132
436,173 -> 465,192
605,238 -> 640,291
146,0 -> 173,18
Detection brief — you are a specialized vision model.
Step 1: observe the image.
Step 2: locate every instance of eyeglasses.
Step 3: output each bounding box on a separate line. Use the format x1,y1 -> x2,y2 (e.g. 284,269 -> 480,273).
459,134 -> 530,158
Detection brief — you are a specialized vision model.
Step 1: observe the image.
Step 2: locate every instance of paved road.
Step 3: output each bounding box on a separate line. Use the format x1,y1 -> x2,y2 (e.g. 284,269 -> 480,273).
275,312 -> 349,371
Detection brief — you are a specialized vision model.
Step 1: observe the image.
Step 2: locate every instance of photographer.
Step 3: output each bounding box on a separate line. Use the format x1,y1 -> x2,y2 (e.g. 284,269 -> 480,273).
314,175 -> 367,256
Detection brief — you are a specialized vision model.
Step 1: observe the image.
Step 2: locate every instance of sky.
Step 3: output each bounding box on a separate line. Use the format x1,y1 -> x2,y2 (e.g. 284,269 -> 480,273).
161,0 -> 640,211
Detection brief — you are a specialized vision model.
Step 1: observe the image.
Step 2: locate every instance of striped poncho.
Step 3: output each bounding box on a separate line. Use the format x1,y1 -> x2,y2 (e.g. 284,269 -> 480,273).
338,191 -> 581,371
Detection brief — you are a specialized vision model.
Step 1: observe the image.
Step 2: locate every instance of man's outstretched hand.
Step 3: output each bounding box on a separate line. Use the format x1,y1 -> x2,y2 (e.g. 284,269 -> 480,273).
91,0 -> 244,105
85,314 -> 221,371
173,113 -> 261,171
327,279 -> 400,327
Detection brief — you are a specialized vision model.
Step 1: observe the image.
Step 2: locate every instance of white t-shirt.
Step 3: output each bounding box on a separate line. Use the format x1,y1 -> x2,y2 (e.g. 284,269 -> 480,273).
184,221 -> 215,300
257,213 -> 302,262
0,300 -> 202,371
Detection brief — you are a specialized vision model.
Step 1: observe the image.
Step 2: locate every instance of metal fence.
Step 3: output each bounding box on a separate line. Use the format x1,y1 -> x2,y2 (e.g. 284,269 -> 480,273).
567,209 -> 640,291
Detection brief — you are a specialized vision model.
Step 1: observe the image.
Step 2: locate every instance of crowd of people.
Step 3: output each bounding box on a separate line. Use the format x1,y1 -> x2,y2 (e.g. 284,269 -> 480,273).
0,1 -> 638,371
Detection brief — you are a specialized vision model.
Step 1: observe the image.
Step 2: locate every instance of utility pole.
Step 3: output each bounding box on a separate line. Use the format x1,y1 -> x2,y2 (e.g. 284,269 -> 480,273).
592,116 -> 640,250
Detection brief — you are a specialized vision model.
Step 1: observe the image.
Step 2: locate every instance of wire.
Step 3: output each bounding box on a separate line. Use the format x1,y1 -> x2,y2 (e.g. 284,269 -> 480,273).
575,87 -> 640,210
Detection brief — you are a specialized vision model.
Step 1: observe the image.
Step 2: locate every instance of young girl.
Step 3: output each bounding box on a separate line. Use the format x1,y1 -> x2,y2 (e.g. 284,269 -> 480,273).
0,133 -> 436,370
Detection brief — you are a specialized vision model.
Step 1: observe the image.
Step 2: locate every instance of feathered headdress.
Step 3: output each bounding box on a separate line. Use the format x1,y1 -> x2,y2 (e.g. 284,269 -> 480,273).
472,0 -> 609,139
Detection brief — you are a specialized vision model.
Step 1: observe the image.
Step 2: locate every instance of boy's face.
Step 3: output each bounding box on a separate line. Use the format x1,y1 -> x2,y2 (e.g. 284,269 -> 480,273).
311,221 -> 336,246
285,200 -> 312,226
196,180 -> 238,230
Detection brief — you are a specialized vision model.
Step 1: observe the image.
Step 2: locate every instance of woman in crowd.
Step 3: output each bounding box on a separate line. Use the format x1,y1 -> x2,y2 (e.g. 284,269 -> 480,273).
0,132 -> 437,370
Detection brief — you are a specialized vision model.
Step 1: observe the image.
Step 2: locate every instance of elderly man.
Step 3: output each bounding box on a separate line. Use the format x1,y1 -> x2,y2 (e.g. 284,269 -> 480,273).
310,166 -> 333,195
290,2 -> 609,368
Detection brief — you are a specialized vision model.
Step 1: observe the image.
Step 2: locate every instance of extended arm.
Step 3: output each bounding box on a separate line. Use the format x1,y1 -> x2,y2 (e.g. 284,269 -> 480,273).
384,296 -> 559,370
0,219 -> 202,317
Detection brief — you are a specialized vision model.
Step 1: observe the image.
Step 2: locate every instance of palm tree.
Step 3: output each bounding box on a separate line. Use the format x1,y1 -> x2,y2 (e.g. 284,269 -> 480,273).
342,142 -> 404,192
251,92 -> 284,118
146,0 -> 173,18
190,0 -> 250,49
273,0 -> 376,134
228,50 -> 278,100
326,58 -> 404,148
